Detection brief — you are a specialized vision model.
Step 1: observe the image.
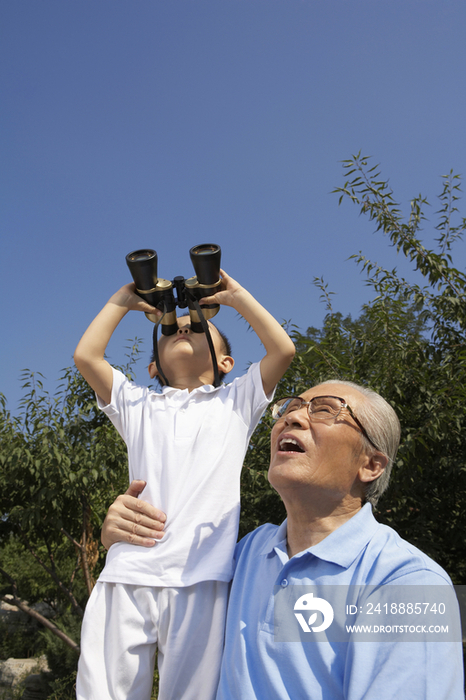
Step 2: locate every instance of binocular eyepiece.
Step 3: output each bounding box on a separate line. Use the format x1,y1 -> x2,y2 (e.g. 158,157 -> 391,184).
125,244 -> 222,335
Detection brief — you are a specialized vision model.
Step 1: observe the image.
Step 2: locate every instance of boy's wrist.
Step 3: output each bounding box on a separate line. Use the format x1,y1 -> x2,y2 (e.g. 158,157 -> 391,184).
108,289 -> 132,308
108,284 -> 142,312
106,283 -> 160,318
229,287 -> 262,317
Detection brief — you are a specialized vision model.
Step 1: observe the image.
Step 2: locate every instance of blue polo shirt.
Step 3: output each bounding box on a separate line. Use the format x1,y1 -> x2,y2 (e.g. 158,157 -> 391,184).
216,504 -> 464,700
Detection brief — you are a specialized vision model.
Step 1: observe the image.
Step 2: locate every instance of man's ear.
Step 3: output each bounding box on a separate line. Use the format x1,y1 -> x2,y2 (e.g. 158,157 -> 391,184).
217,355 -> 235,376
358,452 -> 388,484
148,361 -> 158,379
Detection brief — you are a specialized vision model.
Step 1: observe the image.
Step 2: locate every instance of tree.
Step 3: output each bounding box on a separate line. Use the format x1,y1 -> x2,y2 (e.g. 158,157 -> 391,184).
0,347 -> 140,659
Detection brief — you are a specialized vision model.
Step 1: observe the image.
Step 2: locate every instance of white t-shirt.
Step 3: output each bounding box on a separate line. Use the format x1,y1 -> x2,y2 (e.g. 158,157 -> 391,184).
97,362 -> 271,587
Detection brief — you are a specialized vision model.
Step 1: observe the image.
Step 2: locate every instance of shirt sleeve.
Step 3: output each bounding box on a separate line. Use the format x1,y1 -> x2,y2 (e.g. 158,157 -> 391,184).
96,367 -> 147,442
229,362 -> 275,440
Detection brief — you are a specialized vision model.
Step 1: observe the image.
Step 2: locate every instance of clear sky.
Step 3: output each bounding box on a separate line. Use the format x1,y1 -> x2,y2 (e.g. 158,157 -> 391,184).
2,0 -> 466,413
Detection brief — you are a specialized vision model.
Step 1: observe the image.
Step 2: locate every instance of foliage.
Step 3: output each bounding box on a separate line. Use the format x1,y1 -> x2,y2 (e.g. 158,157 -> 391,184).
40,611 -> 83,680
241,155 -> 466,583
0,345 -> 141,680
45,673 -> 78,700
0,614 -> 46,660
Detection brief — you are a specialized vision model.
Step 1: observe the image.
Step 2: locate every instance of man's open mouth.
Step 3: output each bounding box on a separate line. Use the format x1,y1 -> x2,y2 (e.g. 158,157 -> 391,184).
278,437 -> 305,453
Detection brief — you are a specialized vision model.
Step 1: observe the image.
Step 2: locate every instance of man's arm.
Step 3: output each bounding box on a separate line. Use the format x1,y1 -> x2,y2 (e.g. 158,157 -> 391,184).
101,480 -> 166,549
73,283 -> 160,405
201,269 -> 295,396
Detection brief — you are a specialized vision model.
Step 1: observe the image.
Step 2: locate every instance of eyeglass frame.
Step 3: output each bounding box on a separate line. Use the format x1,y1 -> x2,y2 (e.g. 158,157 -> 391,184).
271,395 -> 380,452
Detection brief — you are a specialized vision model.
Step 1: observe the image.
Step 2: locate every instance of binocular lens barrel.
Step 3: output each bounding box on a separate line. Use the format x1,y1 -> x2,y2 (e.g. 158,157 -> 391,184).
127,251 -> 154,262
126,249 -> 158,292
191,244 -> 218,255
189,244 -> 221,286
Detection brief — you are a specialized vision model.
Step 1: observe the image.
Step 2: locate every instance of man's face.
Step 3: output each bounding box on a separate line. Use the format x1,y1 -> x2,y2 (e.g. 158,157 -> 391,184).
268,383 -> 375,502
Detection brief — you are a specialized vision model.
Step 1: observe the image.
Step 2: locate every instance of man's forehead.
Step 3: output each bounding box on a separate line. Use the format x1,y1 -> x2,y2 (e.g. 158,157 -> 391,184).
300,383 -> 364,405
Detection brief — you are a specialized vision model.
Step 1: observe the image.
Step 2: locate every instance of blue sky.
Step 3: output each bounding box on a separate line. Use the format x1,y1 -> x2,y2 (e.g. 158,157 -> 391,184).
2,0 -> 466,413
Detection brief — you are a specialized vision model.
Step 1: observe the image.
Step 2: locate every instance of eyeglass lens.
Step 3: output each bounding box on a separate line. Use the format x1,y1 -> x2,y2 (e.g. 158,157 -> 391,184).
272,396 -> 344,421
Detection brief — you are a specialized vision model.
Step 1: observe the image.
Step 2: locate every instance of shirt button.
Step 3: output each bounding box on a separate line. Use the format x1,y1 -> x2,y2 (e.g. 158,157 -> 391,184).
281,579 -> 288,587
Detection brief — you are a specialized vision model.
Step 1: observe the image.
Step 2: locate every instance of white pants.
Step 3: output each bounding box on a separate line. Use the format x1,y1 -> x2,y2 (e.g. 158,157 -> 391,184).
76,580 -> 229,700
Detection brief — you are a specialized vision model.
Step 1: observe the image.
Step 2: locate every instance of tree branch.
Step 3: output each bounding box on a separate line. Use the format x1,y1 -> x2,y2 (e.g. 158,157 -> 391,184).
0,589 -> 80,654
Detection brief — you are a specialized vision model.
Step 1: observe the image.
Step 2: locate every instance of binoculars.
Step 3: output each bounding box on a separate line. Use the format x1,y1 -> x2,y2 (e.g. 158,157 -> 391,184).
126,244 -> 222,335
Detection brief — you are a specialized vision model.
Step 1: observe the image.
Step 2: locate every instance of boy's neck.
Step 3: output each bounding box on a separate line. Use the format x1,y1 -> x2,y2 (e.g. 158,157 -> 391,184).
166,371 -> 217,392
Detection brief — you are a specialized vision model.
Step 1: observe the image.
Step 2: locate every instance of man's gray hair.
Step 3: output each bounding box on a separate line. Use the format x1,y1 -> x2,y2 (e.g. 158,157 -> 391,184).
317,380 -> 401,507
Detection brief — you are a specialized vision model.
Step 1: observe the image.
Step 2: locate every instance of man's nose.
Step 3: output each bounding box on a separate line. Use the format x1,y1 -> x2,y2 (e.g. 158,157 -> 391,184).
177,326 -> 190,335
283,407 -> 309,427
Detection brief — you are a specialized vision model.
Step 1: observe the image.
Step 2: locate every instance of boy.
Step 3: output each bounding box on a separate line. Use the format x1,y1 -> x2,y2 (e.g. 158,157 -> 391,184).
74,268 -> 295,700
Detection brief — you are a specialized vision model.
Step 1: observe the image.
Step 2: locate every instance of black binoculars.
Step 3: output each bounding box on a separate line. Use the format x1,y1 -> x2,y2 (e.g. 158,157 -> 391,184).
126,244 -> 222,335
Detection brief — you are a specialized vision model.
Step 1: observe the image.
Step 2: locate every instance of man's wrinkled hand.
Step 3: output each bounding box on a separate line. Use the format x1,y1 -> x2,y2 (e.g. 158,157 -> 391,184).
101,480 -> 166,550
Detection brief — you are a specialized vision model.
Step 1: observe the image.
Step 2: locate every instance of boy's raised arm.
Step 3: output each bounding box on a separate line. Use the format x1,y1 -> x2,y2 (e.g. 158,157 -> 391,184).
200,269 -> 295,396
74,284 -> 159,405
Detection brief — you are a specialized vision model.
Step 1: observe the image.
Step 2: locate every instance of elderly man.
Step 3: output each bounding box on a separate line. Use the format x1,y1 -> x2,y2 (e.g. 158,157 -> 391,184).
102,380 -> 464,700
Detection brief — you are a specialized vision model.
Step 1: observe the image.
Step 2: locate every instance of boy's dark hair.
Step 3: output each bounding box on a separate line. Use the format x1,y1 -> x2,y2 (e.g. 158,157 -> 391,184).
215,325 -> 232,363
151,316 -> 233,384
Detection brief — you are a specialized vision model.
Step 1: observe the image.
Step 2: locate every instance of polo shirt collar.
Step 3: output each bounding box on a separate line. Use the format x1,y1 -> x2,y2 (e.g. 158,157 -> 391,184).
160,382 -> 225,397
262,503 -> 379,570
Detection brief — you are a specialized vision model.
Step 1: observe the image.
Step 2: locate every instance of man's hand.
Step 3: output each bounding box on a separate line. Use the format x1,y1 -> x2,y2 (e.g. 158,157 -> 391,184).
101,480 -> 167,550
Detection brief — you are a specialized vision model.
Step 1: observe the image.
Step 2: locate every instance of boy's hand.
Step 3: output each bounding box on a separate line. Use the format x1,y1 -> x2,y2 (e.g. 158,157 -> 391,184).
110,283 -> 162,318
200,268 -> 295,397
199,269 -> 246,309
74,283 -> 162,406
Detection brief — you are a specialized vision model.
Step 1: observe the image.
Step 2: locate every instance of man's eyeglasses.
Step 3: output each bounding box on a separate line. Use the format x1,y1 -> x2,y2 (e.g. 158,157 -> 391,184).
271,395 -> 379,451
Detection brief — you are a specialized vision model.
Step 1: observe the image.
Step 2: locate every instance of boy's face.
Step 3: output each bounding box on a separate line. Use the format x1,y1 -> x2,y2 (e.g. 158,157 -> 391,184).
149,316 -> 233,382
